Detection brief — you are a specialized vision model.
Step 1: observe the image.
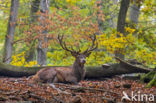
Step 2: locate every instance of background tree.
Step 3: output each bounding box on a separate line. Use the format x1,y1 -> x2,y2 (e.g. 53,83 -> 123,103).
37,0 -> 49,66
115,0 -> 130,59
96,0 -> 118,32
30,0 -> 40,23
129,0 -> 140,27
3,0 -> 19,64
96,0 -> 104,32
108,0 -> 118,28
25,0 -> 40,62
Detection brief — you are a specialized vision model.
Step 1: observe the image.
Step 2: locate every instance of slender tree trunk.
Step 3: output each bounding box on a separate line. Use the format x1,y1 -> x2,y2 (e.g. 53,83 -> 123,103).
108,0 -> 118,28
25,0 -> 40,62
97,0 -> 118,30
25,41 -> 36,62
3,0 -> 19,64
37,0 -> 49,66
30,0 -> 40,22
129,0 -> 140,28
115,0 -> 130,59
97,0 -> 103,33
125,1 -> 140,75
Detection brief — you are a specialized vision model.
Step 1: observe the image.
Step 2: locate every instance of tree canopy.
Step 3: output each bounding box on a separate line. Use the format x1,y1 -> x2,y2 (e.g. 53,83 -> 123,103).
0,0 -> 155,68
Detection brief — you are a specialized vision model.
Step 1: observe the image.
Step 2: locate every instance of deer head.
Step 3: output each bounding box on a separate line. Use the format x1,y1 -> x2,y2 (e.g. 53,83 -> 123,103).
57,34 -> 98,65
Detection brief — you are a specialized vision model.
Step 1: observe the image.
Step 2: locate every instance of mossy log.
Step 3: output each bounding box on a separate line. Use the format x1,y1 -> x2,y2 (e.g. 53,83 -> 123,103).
85,57 -> 151,78
0,62 -> 41,77
141,69 -> 156,87
0,58 -> 151,78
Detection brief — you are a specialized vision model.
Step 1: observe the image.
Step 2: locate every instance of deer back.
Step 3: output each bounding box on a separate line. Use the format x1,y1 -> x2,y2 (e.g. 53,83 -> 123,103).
32,67 -> 78,84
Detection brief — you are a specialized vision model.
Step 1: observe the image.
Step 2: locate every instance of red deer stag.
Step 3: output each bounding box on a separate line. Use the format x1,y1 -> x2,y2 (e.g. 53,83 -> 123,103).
32,34 -> 97,84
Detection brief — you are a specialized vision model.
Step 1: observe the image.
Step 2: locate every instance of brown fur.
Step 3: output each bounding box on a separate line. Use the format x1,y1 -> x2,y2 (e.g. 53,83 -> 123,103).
31,66 -> 81,84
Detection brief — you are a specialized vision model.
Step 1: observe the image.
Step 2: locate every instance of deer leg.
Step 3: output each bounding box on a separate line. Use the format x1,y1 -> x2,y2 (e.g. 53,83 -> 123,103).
53,76 -> 58,83
82,71 -> 86,80
45,72 -> 57,83
66,77 -> 78,85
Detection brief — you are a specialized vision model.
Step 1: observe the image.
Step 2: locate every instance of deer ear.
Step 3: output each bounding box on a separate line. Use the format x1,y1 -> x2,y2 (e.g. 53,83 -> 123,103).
85,52 -> 91,57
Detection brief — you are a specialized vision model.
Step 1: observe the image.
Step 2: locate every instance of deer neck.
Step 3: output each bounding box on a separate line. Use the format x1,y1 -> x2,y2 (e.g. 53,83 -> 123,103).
72,59 -> 85,82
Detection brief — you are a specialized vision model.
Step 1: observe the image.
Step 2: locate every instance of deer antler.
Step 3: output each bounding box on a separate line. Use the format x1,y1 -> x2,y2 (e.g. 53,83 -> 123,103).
58,34 -> 97,56
83,34 -> 98,54
58,34 -> 79,55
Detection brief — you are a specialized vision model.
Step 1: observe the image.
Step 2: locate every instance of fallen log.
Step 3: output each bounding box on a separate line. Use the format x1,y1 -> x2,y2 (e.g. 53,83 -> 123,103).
0,58 -> 151,78
85,57 -> 151,78
0,62 -> 41,77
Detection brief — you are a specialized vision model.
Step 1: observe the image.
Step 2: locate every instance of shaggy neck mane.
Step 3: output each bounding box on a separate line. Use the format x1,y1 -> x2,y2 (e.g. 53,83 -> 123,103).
72,58 -> 84,82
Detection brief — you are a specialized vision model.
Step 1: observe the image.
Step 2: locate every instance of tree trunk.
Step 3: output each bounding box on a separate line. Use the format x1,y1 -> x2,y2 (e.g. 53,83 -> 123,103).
37,0 -> 49,66
0,58 -> 151,78
124,1 -> 140,76
97,0 -> 104,32
115,0 -> 130,59
25,0 -> 40,62
30,0 -> 40,22
97,0 -> 118,31
129,0 -> 140,26
108,0 -> 118,28
25,42 -> 36,62
3,0 -> 19,64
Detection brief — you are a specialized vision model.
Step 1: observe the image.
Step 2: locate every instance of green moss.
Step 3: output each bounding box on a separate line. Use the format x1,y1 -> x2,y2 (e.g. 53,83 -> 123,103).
141,70 -> 156,87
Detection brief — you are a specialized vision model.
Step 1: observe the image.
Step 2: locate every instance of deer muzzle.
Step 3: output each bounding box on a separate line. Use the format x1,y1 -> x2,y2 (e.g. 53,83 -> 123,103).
80,59 -> 86,64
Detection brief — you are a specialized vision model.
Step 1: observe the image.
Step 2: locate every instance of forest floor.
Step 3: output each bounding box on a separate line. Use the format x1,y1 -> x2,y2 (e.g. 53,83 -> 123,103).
0,76 -> 155,103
